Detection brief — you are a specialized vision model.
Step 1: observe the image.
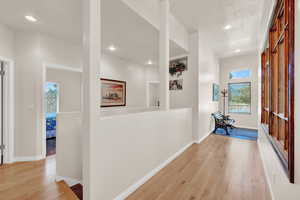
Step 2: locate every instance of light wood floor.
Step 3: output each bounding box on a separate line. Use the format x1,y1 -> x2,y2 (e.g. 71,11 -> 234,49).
0,135 -> 271,200
0,156 -> 78,200
127,134 -> 271,200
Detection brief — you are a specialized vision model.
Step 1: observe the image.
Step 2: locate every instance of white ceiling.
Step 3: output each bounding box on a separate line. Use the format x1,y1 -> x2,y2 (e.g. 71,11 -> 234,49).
0,0 -> 187,67
0,0 -> 82,42
0,0 -> 267,61
170,0 -> 266,58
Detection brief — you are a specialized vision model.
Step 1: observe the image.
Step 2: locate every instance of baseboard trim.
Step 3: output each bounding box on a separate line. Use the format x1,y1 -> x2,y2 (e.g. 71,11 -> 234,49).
236,126 -> 258,130
56,176 -> 82,187
13,155 -> 44,162
194,131 -> 212,144
114,141 -> 194,200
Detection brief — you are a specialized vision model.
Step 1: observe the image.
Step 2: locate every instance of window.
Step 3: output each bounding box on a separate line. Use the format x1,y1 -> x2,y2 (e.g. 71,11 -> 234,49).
260,0 -> 295,183
229,69 -> 251,79
45,82 -> 59,113
228,82 -> 251,114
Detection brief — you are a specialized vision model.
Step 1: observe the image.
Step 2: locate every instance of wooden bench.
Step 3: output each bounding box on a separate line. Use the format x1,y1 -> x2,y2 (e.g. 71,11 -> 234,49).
212,112 -> 236,135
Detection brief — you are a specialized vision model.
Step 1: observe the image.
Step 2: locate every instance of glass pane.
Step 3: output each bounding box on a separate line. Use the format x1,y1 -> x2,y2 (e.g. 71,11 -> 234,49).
278,41 -> 285,114
228,82 -> 251,113
45,82 -> 59,113
229,69 -> 251,79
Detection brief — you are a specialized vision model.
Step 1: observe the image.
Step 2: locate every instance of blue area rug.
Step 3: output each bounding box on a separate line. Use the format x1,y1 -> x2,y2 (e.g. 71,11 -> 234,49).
214,128 -> 258,141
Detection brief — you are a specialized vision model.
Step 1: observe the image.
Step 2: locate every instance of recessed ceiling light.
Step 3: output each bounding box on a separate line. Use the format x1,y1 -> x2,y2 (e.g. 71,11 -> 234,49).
25,15 -> 38,22
108,45 -> 116,51
147,60 -> 153,65
235,49 -> 241,53
224,25 -> 232,30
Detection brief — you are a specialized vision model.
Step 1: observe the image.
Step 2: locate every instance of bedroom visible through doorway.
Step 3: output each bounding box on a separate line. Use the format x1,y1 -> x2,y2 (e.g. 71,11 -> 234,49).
45,82 -> 59,156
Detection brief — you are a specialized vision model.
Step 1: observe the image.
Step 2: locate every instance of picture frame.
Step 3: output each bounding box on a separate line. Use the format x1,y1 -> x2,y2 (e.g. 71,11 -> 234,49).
169,79 -> 183,91
213,83 -> 220,101
100,78 -> 126,107
169,56 -> 188,78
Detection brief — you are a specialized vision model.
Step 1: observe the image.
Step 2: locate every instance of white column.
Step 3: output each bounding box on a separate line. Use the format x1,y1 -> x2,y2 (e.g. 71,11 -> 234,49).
159,0 -> 170,110
82,0 -> 101,199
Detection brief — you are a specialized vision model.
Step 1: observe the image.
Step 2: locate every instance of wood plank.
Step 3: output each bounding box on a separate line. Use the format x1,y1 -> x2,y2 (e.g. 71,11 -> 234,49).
0,156 -> 79,200
127,135 -> 271,200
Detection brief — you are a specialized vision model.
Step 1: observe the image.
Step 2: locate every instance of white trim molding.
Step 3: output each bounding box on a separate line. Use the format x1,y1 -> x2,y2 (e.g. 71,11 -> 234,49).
114,141 -> 194,200
45,63 -> 83,73
13,155 -> 44,162
194,131 -> 212,144
236,126 -> 258,131
0,56 -> 15,164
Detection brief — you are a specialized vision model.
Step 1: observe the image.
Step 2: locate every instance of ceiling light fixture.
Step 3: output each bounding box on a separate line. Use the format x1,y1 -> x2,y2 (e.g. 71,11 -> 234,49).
25,15 -> 38,22
235,49 -> 241,53
108,45 -> 116,51
147,60 -> 153,65
224,25 -> 232,30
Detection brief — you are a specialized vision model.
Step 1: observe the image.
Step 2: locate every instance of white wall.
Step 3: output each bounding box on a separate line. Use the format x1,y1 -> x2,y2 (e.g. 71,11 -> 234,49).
121,0 -> 189,51
177,32 -> 219,142
197,33 -> 220,140
46,68 -> 82,112
89,108 -> 193,199
56,112 -> 82,184
14,31 -> 43,157
100,54 -> 150,109
219,52 -> 259,129
0,24 -> 154,158
13,30 -> 82,158
0,24 -> 14,60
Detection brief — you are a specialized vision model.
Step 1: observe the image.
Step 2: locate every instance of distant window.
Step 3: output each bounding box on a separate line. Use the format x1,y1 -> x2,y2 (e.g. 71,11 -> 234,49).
45,82 -> 59,113
228,82 -> 251,114
229,69 -> 251,79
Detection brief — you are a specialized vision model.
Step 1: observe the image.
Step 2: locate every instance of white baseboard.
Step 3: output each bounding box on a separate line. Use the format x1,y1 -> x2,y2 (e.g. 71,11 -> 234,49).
236,126 -> 258,130
194,131 -> 212,144
56,176 -> 82,187
114,141 -> 194,200
13,155 -> 44,162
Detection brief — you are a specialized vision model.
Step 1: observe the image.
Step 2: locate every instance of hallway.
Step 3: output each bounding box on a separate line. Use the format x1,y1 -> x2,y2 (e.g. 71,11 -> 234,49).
127,134 -> 271,200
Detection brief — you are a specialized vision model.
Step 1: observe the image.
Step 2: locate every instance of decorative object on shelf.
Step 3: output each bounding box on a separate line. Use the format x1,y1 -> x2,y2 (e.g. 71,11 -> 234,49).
221,88 -> 228,115
169,79 -> 183,90
169,56 -> 188,78
212,83 -> 220,101
101,78 -> 126,107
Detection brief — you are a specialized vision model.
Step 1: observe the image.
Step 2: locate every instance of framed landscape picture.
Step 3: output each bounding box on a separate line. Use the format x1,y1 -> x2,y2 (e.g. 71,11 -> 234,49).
101,78 -> 126,107
213,83 -> 220,101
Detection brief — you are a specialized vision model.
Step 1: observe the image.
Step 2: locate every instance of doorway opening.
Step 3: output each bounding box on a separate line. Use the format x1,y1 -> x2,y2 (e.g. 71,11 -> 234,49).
45,82 -> 59,156
147,81 -> 160,108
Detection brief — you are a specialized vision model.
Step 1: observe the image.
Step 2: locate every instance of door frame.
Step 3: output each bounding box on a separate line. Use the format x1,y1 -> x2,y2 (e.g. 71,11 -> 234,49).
41,63 -> 83,158
0,56 -> 15,164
